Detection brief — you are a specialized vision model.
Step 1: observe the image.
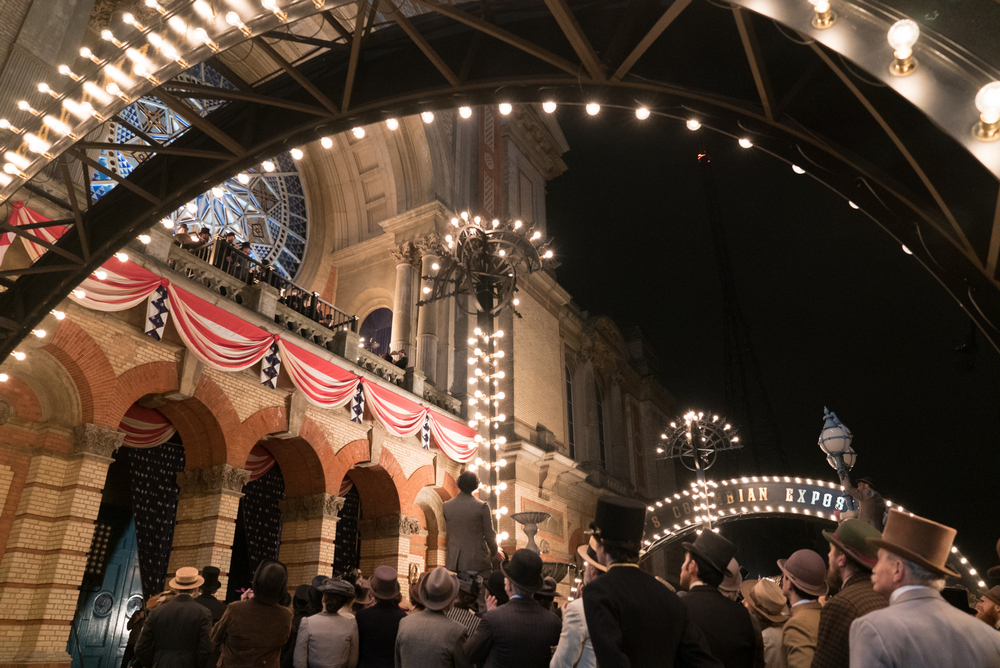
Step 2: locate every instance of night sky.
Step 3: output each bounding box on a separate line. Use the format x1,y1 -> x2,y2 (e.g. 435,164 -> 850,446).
545,107 -> 1000,573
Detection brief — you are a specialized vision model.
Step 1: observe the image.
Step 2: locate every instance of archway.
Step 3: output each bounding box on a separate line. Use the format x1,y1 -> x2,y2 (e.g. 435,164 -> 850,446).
359,307 -> 394,357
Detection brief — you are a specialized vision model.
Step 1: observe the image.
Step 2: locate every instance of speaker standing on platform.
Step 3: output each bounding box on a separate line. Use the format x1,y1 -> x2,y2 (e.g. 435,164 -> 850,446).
442,472 -> 505,585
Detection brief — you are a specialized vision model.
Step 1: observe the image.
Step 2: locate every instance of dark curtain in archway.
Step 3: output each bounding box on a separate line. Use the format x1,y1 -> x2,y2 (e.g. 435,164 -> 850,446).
242,463 -> 285,574
333,484 -> 361,575
359,308 -> 393,355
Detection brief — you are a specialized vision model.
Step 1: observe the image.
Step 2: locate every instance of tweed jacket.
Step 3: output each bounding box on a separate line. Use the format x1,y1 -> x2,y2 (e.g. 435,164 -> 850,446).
356,600 -> 407,668
683,584 -> 759,668
294,610 -> 359,668
550,596 -> 594,668
839,477 -> 886,531
465,596 -> 561,668
135,594 -> 214,668
442,493 -> 498,572
212,598 -> 293,668
811,573 -> 887,668
782,601 -> 822,668
395,609 -> 470,668
583,564 -> 724,668
848,587 -> 1000,667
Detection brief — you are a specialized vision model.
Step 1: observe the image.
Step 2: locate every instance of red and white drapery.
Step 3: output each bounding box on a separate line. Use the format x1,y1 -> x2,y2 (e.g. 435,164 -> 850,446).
246,443 -> 277,480
119,405 -> 176,448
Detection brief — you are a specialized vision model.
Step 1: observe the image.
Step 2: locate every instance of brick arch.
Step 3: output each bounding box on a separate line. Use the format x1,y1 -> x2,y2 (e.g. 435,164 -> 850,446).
400,464 -> 436,516
42,319 -> 115,426
0,376 -> 42,423
229,405 -> 288,467
342,446 -> 407,519
106,362 -> 179,428
568,527 -> 584,559
158,375 -> 238,470
260,417 -> 338,498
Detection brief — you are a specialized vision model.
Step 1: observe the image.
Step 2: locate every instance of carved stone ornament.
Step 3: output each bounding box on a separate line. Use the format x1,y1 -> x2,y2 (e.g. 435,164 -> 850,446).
280,493 -> 345,521
358,514 -> 423,538
176,464 -> 251,496
73,423 -> 126,458
388,241 -> 419,266
0,398 -> 13,426
414,233 -> 446,259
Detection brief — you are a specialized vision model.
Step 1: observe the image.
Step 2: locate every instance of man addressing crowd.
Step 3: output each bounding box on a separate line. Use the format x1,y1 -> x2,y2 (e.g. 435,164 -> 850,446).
443,471 -> 505,607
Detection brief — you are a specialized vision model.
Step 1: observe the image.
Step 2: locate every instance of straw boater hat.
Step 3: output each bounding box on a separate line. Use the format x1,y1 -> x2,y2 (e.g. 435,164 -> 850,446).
576,536 -> 608,573
169,567 -> 204,591
822,519 -> 882,570
740,579 -> 788,624
867,509 -> 959,578
777,550 -> 828,598
420,567 -> 459,611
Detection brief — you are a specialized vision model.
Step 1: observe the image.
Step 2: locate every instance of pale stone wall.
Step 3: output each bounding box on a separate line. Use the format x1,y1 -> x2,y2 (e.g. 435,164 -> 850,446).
513,291 -> 567,445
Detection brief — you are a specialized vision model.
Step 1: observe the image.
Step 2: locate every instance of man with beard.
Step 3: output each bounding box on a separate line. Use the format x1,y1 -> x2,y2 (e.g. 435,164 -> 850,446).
976,586 -> 1000,630
811,520 -> 888,668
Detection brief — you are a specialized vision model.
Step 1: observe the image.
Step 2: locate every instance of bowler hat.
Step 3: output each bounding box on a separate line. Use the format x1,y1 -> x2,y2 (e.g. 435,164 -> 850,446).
823,519 -> 881,570
421,567 -> 459,611
682,530 -> 738,576
740,579 -> 788,624
589,495 -> 647,543
867,509 -> 959,578
316,578 -> 356,597
201,566 -> 222,593
501,549 -> 545,592
777,549 -> 828,598
169,567 -> 204,591
981,584 -> 1000,608
371,566 -> 401,600
537,576 -> 562,599
576,536 -> 608,573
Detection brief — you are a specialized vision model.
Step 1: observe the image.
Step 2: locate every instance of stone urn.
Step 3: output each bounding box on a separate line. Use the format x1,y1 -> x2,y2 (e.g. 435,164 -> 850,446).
511,511 -> 551,553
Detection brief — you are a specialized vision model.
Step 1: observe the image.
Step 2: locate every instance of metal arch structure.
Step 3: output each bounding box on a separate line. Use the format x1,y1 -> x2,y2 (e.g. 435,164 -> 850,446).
3,0 -> 1000,360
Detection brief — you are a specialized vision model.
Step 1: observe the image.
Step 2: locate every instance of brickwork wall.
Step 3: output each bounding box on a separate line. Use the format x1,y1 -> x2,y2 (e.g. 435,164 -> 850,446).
512,292 -> 566,444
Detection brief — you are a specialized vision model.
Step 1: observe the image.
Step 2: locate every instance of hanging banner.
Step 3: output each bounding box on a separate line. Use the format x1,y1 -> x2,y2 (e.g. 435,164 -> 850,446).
246,443 -> 277,481
277,338 -> 360,408
363,380 -> 428,438
119,405 -> 176,448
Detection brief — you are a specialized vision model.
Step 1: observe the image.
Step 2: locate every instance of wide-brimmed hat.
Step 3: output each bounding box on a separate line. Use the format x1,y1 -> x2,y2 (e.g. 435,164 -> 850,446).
588,495 -> 647,543
316,578 -> 355,597
682,530 -> 738,576
577,536 -> 608,573
857,477 -> 877,490
421,567 -> 459,611
371,566 -> 401,600
501,549 -> 545,592
740,579 -> 788,624
778,549 -> 829,598
201,566 -> 222,593
823,519 -> 882,570
169,567 -> 204,591
867,509 -> 959,578
981,584 -> 1000,607
537,576 -> 562,599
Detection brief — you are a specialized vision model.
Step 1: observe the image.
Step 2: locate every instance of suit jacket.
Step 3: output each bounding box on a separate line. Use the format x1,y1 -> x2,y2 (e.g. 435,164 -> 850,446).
135,594 -> 213,668
782,601 -> 822,668
683,584 -> 759,668
811,573 -> 887,668
465,596 -> 561,668
194,593 -> 228,624
356,600 -> 407,668
294,611 -> 359,668
395,609 -> 470,668
582,564 -> 724,668
848,587 -> 1000,668
212,598 -> 293,668
442,493 -> 497,572
550,597 -> 594,668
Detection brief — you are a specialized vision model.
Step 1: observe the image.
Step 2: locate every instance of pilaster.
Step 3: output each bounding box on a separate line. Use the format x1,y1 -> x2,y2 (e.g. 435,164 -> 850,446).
358,514 -> 422,598
278,494 -> 344,589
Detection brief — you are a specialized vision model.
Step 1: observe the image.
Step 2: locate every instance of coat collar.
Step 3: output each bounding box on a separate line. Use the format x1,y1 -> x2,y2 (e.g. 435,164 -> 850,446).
840,572 -> 874,591
789,600 -> 822,615
888,586 -> 942,606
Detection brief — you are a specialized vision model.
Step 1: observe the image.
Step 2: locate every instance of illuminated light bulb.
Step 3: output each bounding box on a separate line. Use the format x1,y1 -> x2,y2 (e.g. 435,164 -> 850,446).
459,106 -> 472,119
83,81 -> 110,104
738,138 -> 753,149
686,119 -> 702,131
320,136 -> 333,149
145,0 -> 167,14
902,244 -> 912,255
513,298 -> 520,306
495,350 -> 505,358
17,100 -> 40,116
848,200 -> 859,210
975,82 -> 1000,140
531,231 -> 541,241
461,211 -> 469,220
513,220 -> 523,229
494,330 -> 504,338
160,218 -> 173,229
497,458 -> 507,467
101,29 -> 125,48
189,234 -> 198,242
444,234 -> 453,243
13,351 -> 26,360
386,118 -> 399,131
792,164 -> 806,175
261,0 -> 288,21
57,65 -> 81,82
43,116 -> 73,138
887,19 -> 919,75
168,16 -> 187,34
585,102 -> 600,116
543,250 -> 554,259
226,12 -> 253,37
95,270 -> 108,280
290,147 -> 304,160
25,133 -> 51,155
106,82 -> 129,102
421,111 -> 434,124
3,163 -> 24,178
158,41 -> 189,68
635,107 -> 650,120
237,172 -> 250,185
422,286 -> 431,294
80,46 -> 101,64
211,187 -> 224,198
73,288 -> 86,298
542,101 -> 557,113
431,262 -> 439,271
185,201 -> 197,213
808,0 -> 835,28
0,119 -> 21,133
0,374 -> 7,382
32,329 -> 46,338
122,12 -> 146,30
498,103 -> 512,116
261,160 -> 275,172
116,251 -> 129,261
139,234 -> 151,244
498,249 -> 506,257
193,0 -> 215,20
37,83 -> 58,99
133,64 -> 159,86
192,28 -> 220,52
468,357 -> 476,365
351,126 -> 365,139
499,482 -> 507,491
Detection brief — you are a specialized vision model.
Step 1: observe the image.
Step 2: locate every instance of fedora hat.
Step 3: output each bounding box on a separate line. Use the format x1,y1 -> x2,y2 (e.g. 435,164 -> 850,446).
355,577 -> 374,606
371,566 -> 401,600
867,509 -> 959,578
201,566 -> 222,593
589,495 -> 647,543
537,576 -> 562,599
857,477 -> 877,490
823,519 -> 882,570
720,558 -> 743,596
577,536 -> 608,573
778,549 -> 829,598
169,566 -> 204,591
501,549 -> 545,592
420,567 -> 459,611
981,584 -> 1000,608
682,530 -> 738,576
740,578 -> 788,624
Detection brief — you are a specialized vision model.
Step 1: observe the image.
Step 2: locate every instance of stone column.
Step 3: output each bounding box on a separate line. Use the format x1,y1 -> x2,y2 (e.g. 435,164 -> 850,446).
278,494 -> 344,589
168,464 -> 250,595
436,296 -> 455,396
0,423 -> 123,665
389,242 -> 418,360
357,514 -> 422,597
414,234 -> 444,386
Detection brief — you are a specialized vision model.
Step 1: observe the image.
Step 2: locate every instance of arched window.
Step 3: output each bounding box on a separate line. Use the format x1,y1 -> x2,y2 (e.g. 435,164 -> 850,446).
596,384 -> 606,468
565,364 -> 576,460
359,308 -> 393,355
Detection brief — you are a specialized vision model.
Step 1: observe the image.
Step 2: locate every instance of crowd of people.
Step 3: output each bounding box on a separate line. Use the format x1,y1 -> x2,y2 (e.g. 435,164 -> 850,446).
121,470 -> 1000,668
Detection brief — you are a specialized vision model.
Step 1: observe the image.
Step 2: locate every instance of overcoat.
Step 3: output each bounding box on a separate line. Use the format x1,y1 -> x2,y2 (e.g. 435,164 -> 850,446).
810,573 -> 886,668
549,596 -> 595,668
683,584 -> 760,668
134,594 -> 213,668
394,609 -> 470,668
465,597 -> 561,668
782,601 -> 822,668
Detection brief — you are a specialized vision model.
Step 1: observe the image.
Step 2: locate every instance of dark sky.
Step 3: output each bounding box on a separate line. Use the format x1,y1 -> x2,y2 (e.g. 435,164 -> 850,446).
544,107 -> 1000,573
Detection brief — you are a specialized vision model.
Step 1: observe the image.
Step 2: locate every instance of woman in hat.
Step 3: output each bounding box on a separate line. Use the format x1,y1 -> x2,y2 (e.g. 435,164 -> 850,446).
294,578 -> 359,668
212,560 -> 294,668
740,579 -> 788,668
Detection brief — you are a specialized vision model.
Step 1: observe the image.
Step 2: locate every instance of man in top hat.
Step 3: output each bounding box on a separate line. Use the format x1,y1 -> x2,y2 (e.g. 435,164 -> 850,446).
777,549 -> 827,668
679,530 -> 759,668
849,509 -> 1000,667
356,565 -> 406,668
811,519 -> 888,668
135,566 -> 214,668
551,536 -> 607,668
582,495 -> 722,668
838,473 -> 886,532
442,472 -> 503,587
194,566 -> 228,623
395,567 -> 470,667
465,549 -> 562,667
975,585 -> 1000,630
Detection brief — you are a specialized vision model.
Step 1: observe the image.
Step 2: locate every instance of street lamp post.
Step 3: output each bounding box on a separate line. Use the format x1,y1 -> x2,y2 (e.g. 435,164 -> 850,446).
818,407 -> 858,515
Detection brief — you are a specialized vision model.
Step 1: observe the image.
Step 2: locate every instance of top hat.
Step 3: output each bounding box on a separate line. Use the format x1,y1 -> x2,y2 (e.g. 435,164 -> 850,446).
682,530 -> 738,576
740,579 -> 788,624
316,578 -> 356,597
169,566 -> 205,591
980,584 -> 1000,608
371,566 -> 401,600
501,549 -> 545,592
720,557 -> 743,595
201,566 -> 222,593
823,519 -> 882,570
857,477 -> 877,490
577,536 -> 608,573
421,567 -> 459,611
867,509 -> 959,578
199,227 -> 211,235
589,495 -> 647,543
777,549 -> 829,598
941,586 -> 975,614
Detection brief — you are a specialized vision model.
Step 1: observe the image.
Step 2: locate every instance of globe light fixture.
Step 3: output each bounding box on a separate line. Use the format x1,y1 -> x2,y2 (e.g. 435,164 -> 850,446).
351,126 -> 365,139
421,111 -> 434,124
635,107 -> 651,120
542,101 -> 557,113
975,82 -> 1000,141
498,103 -> 512,116
808,0 -> 836,29
817,407 -> 856,478
686,119 -> 702,131
585,102 -> 600,116
459,106 -> 472,119
887,19 -> 919,76
385,118 -> 399,131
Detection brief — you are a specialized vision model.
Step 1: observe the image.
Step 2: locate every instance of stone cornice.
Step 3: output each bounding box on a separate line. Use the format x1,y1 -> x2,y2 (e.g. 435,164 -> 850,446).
73,423 -> 125,458
379,201 -> 454,241
176,464 -> 251,496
